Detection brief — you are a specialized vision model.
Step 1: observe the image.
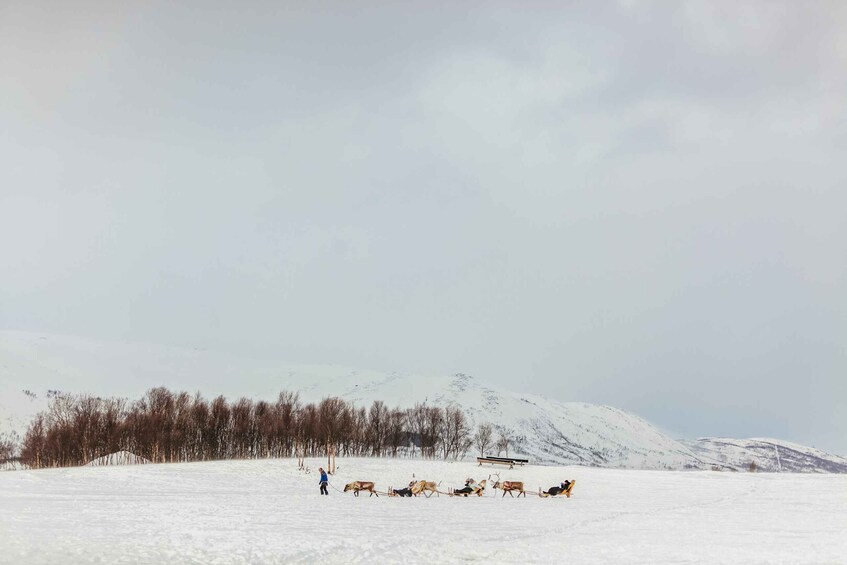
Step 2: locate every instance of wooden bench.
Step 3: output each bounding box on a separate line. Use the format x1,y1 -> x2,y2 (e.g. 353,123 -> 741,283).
477,455 -> 529,469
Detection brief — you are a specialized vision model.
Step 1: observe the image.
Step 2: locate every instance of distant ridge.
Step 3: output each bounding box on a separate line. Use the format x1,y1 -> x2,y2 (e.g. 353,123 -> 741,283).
1,330 -> 844,472
681,438 -> 847,473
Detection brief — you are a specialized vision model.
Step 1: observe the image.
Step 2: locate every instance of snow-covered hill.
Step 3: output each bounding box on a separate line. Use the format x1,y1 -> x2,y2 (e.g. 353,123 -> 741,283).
681,437 -> 847,473
279,368 -> 704,469
1,330 -> 844,472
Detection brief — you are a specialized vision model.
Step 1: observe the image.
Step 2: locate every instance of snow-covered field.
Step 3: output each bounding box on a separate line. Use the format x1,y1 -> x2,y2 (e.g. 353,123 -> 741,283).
2,458 -> 845,564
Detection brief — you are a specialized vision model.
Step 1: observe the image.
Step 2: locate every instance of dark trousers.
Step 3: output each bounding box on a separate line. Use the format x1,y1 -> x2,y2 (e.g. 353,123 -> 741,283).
320,482 -> 328,495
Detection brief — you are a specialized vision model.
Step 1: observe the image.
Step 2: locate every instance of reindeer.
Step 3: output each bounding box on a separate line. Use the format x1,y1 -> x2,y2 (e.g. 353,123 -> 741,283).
409,480 -> 440,497
492,480 -> 526,497
343,481 -> 379,497
491,472 -> 526,497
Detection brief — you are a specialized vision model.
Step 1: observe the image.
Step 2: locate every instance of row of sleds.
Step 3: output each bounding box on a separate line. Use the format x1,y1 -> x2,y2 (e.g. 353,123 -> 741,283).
379,478 -> 576,498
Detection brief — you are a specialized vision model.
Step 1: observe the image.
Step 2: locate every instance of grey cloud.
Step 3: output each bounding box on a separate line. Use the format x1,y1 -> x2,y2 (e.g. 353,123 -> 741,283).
1,1 -> 845,454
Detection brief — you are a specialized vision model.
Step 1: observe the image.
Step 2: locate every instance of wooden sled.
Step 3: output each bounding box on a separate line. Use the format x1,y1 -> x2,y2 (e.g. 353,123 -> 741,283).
538,480 -> 576,498
449,490 -> 473,497
448,487 -> 480,497
449,480 -> 486,497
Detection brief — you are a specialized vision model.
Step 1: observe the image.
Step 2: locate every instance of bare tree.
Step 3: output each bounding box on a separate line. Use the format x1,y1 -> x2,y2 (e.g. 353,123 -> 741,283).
19,386 -> 483,469
231,397 -> 254,459
385,409 -> 407,457
318,397 -> 345,472
367,400 -> 389,457
439,407 -> 470,460
474,423 -> 493,457
209,396 -> 231,460
406,404 -> 427,458
189,394 -> 210,460
496,432 -> 511,457
0,429 -> 17,462
423,406 -> 443,459
21,415 -> 46,467
276,391 -> 300,457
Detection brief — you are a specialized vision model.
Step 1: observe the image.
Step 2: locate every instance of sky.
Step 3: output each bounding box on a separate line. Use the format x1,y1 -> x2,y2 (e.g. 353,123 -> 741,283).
1,1 -> 846,455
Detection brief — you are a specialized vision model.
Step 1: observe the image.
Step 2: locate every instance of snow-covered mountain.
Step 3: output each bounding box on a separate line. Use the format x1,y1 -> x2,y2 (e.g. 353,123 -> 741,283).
681,437 -> 847,473
1,330 -> 844,472
285,369 -> 705,469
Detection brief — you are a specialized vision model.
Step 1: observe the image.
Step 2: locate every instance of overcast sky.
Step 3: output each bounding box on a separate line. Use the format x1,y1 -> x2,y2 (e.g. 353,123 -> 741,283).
2,1 -> 845,454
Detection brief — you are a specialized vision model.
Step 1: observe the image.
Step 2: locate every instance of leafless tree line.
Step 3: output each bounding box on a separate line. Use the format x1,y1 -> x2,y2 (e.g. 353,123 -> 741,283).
0,431 -> 17,463
18,387 -> 510,469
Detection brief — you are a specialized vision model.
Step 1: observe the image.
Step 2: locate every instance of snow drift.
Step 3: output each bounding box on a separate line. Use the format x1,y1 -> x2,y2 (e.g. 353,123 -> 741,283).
86,450 -> 150,467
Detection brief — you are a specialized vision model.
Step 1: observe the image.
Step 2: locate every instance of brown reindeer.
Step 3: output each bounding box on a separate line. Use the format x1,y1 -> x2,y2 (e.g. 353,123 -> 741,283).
492,480 -> 526,497
409,480 -> 440,498
343,481 -> 379,497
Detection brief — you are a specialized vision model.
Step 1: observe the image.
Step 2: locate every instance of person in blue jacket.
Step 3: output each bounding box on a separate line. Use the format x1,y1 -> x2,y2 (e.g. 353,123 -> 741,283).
319,467 -> 329,495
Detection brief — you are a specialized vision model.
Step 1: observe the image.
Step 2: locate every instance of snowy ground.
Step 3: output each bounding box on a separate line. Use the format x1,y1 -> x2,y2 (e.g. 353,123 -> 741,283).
1,458 -> 845,564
